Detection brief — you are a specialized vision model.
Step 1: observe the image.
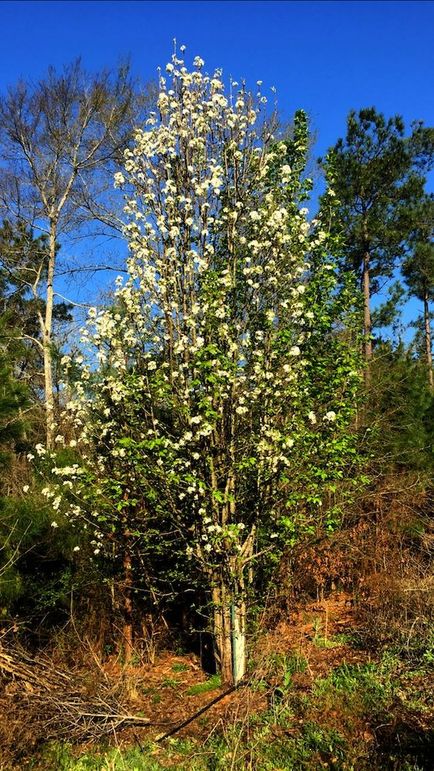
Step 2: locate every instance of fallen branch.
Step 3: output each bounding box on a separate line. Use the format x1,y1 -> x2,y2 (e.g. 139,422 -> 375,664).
0,644 -> 157,752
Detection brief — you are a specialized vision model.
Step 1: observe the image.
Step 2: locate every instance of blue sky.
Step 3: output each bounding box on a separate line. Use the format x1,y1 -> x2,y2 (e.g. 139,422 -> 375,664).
1,0 -> 433,157
0,0 -> 433,333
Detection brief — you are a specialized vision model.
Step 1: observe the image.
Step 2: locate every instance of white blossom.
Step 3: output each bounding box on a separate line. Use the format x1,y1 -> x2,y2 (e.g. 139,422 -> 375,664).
324,411 -> 337,422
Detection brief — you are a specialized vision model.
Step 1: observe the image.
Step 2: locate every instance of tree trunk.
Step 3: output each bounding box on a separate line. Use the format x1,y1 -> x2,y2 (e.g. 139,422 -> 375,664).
423,289 -> 433,392
122,547 -> 134,664
212,577 -> 247,686
212,583 -> 224,673
43,219 -> 56,449
213,581 -> 232,684
363,251 -> 372,368
231,598 -> 246,684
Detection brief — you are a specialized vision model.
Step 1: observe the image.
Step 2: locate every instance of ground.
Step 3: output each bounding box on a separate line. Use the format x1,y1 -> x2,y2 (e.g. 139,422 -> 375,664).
3,590 -> 432,770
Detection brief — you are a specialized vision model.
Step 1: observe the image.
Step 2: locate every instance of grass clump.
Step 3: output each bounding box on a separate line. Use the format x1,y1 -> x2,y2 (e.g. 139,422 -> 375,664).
171,662 -> 189,673
27,740 -> 209,771
186,673 -> 221,696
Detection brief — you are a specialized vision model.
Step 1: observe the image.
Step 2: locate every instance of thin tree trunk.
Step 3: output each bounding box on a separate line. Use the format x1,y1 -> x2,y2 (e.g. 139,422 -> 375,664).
212,575 -> 247,686
212,583 -> 224,672
423,289 -> 433,391
43,218 -> 56,448
363,251 -> 372,381
122,546 -> 134,664
221,595 -> 233,685
212,579 -> 233,684
231,599 -> 246,684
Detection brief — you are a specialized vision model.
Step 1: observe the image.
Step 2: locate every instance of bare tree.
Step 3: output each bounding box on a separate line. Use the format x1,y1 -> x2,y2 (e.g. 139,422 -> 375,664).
0,60 -> 145,446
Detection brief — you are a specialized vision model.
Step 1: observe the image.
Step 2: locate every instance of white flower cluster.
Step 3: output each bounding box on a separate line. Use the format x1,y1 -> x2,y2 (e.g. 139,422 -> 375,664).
36,53 -> 354,567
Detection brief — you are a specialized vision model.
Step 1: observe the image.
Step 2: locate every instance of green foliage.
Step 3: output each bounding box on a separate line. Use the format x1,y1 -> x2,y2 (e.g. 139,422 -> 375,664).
265,651 -> 308,690
186,673 -> 221,696
313,661 -> 393,714
0,348 -> 28,471
322,108 -> 426,288
0,220 -> 72,397
172,661 -> 189,672
29,741 -> 204,771
372,280 -> 406,333
0,492 -> 77,618
367,344 -> 434,470
402,195 -> 434,304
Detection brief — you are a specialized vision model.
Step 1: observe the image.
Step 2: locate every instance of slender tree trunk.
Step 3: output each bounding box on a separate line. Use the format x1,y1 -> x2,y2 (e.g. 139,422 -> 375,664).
221,595 -> 233,684
212,574 -> 247,686
231,597 -> 246,684
362,251 -> 372,381
363,252 -> 372,360
43,218 -> 56,448
212,583 -> 224,673
122,546 -> 134,664
212,580 -> 233,684
423,289 -> 433,392
209,436 -> 248,685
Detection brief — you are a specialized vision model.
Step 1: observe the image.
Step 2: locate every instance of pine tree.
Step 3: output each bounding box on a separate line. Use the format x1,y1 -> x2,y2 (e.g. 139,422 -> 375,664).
322,108 -> 427,376
0,348 -> 27,473
403,195 -> 434,390
0,219 -> 73,408
368,342 -> 433,471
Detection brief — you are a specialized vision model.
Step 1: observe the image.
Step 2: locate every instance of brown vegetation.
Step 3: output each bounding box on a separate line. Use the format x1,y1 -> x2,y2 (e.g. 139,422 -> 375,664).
1,474 -> 432,768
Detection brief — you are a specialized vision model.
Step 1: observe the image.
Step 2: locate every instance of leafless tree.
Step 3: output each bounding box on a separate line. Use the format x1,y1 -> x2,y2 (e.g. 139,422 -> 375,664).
0,60 -> 150,446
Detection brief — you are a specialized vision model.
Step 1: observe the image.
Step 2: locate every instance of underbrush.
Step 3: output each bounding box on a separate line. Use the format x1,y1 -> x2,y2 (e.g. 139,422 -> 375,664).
4,474 -> 433,770
20,651 -> 433,771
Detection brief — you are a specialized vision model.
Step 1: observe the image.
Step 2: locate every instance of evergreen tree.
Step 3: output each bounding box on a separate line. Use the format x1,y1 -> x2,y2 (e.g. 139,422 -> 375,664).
402,195 -> 434,390
0,220 -> 48,393
368,343 -> 433,471
0,347 -> 28,473
322,108 -> 428,373
0,220 -> 73,411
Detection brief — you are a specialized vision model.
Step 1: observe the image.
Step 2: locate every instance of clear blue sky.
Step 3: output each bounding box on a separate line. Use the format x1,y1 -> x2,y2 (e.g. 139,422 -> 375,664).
0,0 -> 433,334
1,0 -> 433,157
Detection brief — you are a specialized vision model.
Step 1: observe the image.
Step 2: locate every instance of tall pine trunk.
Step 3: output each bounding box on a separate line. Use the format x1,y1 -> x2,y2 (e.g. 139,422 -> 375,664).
363,252 -> 372,360
362,251 -> 372,381
423,289 -> 433,391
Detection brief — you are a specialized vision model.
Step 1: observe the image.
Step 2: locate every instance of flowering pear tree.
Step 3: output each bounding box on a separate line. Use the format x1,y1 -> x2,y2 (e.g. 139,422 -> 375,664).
42,52 -> 361,683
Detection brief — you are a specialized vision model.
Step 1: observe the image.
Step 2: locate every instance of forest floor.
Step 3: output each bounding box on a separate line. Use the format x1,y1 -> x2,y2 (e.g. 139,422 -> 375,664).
2,590 -> 433,770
